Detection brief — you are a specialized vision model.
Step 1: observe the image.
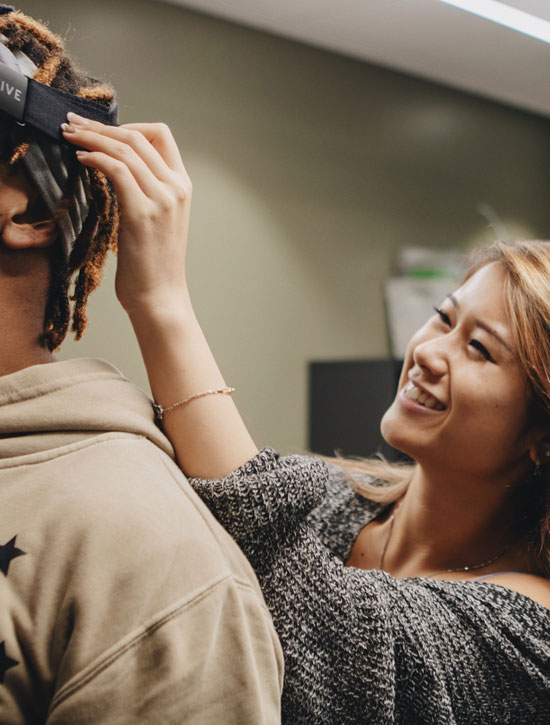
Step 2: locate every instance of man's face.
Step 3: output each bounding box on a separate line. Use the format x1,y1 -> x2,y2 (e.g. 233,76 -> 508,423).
0,163 -> 55,251
0,163 -> 56,342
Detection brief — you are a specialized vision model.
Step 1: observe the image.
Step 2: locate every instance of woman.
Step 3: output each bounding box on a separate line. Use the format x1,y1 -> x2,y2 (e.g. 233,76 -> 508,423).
62,114 -> 550,721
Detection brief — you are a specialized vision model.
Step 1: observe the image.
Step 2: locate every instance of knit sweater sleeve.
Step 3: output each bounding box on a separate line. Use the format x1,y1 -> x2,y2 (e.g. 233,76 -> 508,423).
189,448 -> 550,725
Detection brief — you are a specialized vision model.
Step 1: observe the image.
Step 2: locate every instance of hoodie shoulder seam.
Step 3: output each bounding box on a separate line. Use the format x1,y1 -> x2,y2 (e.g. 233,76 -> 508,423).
0,371 -> 128,406
0,432 -> 149,470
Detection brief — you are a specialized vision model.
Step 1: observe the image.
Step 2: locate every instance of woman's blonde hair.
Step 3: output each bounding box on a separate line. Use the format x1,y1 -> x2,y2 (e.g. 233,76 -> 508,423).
335,240 -> 550,576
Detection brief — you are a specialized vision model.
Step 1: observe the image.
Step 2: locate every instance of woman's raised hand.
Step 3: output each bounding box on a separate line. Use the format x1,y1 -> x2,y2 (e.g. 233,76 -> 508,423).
62,114 -> 192,318
62,115 -> 258,478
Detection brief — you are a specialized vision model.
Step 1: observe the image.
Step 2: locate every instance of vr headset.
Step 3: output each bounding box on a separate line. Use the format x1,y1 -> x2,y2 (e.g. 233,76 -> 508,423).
0,4 -> 118,143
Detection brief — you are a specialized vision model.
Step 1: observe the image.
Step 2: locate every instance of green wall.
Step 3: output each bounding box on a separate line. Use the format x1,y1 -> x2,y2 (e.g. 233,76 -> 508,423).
20,0 -> 550,451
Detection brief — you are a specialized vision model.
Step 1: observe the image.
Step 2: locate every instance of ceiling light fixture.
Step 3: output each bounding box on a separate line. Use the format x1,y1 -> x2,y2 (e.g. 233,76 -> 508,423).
440,0 -> 550,44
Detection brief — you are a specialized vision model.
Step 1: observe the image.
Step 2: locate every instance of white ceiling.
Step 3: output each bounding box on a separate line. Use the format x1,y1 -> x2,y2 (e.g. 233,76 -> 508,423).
160,0 -> 550,117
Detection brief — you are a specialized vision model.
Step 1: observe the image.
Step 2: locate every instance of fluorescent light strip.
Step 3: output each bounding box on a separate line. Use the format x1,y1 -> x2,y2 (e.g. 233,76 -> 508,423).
440,0 -> 550,44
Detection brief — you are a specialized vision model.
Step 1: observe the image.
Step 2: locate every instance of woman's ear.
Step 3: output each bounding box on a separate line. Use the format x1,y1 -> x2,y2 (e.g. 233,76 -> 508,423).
528,435 -> 550,466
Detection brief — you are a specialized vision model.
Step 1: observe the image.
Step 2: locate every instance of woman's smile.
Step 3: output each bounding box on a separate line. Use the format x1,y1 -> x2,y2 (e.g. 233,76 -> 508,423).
400,380 -> 446,411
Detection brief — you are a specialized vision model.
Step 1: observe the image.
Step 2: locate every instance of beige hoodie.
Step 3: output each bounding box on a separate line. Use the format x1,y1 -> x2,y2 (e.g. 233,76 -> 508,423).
0,358 -> 283,723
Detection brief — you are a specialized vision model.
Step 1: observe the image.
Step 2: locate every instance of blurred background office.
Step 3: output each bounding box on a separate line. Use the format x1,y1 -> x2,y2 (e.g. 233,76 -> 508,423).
25,0 -> 549,454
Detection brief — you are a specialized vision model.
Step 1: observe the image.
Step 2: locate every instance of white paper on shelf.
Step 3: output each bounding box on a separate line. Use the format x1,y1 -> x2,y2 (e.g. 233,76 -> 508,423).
385,277 -> 455,358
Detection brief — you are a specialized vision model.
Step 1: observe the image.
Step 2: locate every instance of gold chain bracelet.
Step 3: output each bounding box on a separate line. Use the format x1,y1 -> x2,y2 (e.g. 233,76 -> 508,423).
153,387 -> 235,423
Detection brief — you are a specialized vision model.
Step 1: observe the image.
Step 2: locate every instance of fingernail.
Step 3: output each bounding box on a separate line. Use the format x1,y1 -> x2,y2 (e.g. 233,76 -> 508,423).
75,150 -> 88,158
61,122 -> 77,134
67,112 -> 89,126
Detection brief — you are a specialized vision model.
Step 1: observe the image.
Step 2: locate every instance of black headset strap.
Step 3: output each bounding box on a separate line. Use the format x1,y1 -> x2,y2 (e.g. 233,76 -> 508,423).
25,78 -> 118,140
0,63 -> 118,141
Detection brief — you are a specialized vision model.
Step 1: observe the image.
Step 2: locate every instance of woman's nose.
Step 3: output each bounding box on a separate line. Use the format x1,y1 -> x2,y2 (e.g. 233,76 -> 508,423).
412,335 -> 449,378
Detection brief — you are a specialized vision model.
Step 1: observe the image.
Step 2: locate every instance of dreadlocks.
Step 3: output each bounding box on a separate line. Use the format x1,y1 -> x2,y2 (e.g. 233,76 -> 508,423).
0,9 -> 119,350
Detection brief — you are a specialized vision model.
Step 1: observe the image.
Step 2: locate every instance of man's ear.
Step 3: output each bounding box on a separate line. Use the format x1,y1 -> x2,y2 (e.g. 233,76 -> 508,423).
1,217 -> 57,249
0,177 -> 57,250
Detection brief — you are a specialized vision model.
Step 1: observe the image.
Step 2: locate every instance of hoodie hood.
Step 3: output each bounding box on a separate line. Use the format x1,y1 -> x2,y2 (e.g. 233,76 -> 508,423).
0,357 -> 173,460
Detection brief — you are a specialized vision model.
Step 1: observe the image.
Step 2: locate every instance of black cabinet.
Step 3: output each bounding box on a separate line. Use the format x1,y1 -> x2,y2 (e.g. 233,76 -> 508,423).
308,359 -> 405,460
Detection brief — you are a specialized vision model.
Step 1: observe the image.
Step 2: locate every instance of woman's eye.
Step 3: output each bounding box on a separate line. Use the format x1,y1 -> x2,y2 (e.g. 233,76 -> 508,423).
433,307 -> 451,326
432,308 -> 495,362
469,339 -> 494,362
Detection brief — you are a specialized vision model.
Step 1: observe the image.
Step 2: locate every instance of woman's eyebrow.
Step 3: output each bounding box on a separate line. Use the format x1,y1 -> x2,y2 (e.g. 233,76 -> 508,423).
447,293 -> 514,354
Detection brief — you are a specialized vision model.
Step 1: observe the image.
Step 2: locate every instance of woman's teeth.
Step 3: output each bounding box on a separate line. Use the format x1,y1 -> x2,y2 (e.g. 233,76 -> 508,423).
404,382 -> 445,410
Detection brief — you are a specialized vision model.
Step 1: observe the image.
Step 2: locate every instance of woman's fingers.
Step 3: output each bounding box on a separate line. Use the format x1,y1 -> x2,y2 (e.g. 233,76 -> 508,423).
73,149 -> 149,212
62,125 -> 172,198
121,122 -> 188,174
64,115 -> 186,178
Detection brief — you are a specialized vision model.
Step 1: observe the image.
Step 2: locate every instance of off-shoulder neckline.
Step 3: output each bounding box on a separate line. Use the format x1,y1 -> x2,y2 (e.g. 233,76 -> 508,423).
398,570 -> 550,619
350,497 -> 550,616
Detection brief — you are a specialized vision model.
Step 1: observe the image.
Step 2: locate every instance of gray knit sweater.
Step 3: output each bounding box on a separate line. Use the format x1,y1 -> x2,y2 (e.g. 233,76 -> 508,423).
190,448 -> 550,724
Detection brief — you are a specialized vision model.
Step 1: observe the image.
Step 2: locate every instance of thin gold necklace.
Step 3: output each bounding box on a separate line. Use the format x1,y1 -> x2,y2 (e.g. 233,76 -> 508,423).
378,503 -> 513,579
